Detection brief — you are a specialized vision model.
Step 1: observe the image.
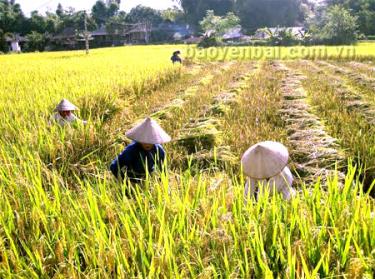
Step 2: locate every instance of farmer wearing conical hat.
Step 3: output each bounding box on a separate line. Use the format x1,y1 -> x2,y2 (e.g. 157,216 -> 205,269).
110,117 -> 171,183
241,141 -> 296,201
52,99 -> 86,126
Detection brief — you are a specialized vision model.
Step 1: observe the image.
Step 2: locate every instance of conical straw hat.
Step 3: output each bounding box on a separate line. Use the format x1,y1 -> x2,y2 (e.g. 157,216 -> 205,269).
126,117 -> 171,144
54,99 -> 78,111
241,141 -> 289,179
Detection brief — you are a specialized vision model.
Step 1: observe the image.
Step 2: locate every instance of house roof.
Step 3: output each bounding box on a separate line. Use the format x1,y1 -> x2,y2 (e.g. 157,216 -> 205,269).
257,27 -> 306,35
126,24 -> 149,34
223,27 -> 243,40
254,26 -> 307,39
53,27 -> 77,40
184,36 -> 202,44
91,26 -> 108,36
5,34 -> 27,42
269,27 -> 306,35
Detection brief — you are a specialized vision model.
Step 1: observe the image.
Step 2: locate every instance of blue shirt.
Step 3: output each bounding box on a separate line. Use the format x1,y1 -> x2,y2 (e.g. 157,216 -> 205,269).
110,141 -> 166,181
171,55 -> 182,64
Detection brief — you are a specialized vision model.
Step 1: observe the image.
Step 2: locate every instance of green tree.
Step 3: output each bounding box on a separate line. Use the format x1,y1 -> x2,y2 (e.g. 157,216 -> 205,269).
0,0 -> 26,34
29,11 -> 47,33
310,5 -> 358,44
200,10 -> 240,37
44,12 -> 61,34
324,0 -> 375,35
56,3 -> 64,18
92,0 -> 120,26
161,7 -> 184,23
175,0 -> 233,31
107,2 -> 120,18
198,10 -> 241,47
105,11 -> 127,35
126,5 -> 163,26
25,31 -> 48,51
0,28 -> 8,52
92,0 -> 108,26
234,0 -> 305,32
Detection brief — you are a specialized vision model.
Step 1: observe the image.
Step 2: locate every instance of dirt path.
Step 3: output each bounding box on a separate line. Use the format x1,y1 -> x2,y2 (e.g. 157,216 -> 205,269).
273,61 -> 345,184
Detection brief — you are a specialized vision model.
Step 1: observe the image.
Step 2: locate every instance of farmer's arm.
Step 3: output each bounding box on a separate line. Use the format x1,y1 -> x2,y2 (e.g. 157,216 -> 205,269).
110,148 -> 133,179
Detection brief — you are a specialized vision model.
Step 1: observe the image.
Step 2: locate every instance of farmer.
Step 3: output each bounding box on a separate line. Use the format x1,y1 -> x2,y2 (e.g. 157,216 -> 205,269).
241,141 -> 296,201
171,50 -> 182,64
110,117 -> 171,183
52,99 -> 86,126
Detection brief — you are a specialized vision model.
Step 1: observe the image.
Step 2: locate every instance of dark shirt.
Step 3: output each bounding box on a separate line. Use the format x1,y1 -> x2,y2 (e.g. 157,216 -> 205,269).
171,55 -> 182,64
110,141 -> 166,181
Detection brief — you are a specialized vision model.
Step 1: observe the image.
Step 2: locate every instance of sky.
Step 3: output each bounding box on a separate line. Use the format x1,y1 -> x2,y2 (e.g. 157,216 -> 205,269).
16,0 -> 176,16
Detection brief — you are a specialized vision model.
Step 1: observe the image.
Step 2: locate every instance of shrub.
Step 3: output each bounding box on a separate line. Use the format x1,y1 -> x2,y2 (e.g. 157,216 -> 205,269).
25,31 -> 49,52
265,28 -> 301,46
197,36 -> 221,48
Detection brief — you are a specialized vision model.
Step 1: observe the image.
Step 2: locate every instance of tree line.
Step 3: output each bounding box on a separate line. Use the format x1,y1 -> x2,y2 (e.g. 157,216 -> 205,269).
1,0 -> 375,52
0,0 -> 175,52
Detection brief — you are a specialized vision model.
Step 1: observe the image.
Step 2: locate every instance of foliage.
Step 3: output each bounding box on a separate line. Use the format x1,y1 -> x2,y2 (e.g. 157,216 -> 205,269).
197,35 -> 221,48
176,0 -> 305,32
310,5 -> 358,45
161,7 -> 185,23
91,0 -> 107,26
263,27 -> 303,46
105,11 -> 127,35
25,31 -> 48,51
325,0 -> 375,35
200,10 -> 241,37
0,0 -> 26,34
0,28 -> 8,52
176,0 -> 233,30
126,5 -> 163,26
198,10 -> 241,47
233,0 -> 305,32
92,0 -> 120,26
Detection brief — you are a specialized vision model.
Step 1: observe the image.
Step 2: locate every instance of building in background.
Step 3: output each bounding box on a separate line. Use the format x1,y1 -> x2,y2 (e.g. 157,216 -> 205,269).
6,34 -> 26,52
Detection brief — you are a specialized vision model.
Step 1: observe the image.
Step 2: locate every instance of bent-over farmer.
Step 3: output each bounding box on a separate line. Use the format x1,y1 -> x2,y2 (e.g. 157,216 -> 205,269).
241,141 -> 296,201
110,117 -> 171,183
171,50 -> 182,64
52,99 -> 86,126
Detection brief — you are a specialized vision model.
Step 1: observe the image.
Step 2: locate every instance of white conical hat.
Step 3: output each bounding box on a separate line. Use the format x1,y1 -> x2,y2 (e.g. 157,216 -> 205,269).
126,117 -> 171,144
241,141 -> 289,179
54,99 -> 78,111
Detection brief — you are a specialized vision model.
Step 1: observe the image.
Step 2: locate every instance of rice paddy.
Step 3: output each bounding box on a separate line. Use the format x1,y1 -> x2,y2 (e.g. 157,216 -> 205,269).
0,44 -> 374,277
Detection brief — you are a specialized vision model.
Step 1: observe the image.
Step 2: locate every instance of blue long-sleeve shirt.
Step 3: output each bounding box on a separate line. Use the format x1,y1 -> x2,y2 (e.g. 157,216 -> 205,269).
110,141 -> 166,181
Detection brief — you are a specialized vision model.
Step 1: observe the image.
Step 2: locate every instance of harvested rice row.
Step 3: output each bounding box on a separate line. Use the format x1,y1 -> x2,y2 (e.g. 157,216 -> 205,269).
150,62 -> 235,121
290,60 -> 375,189
175,62 -> 258,170
347,61 -> 375,76
273,61 -> 345,184
106,62 -> 226,140
300,60 -> 375,125
221,61 -> 288,162
316,61 -> 375,91
165,61 -> 252,138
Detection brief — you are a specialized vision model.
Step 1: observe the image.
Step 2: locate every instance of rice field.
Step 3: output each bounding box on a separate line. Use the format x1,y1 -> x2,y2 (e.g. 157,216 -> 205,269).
0,44 -> 375,278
